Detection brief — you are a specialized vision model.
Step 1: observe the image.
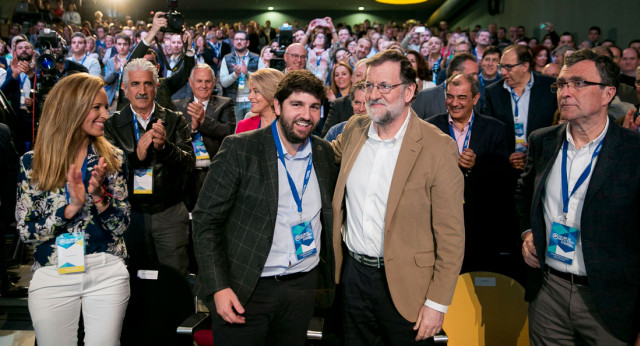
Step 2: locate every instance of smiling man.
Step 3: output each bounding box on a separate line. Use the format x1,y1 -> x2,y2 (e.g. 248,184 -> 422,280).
332,50 -> 464,344
173,64 -> 235,210
104,58 -> 195,275
193,70 -> 335,346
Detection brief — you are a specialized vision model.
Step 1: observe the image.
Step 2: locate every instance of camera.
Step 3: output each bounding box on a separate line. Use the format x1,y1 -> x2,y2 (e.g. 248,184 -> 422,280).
269,25 -> 292,72
160,10 -> 184,33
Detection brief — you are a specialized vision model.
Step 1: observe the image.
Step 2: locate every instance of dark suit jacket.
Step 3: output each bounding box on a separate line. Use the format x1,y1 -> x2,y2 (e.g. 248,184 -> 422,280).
427,112 -> 514,271
321,95 -> 354,137
482,73 -> 557,153
412,84 -> 447,120
172,95 -> 235,157
192,126 -> 336,323
0,123 -> 18,230
104,103 -> 195,214
516,122 -> 640,342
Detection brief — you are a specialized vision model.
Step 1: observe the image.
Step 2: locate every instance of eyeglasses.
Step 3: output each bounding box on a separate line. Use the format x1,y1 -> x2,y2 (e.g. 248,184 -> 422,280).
234,38 -> 247,42
550,79 -> 611,93
364,82 -> 404,94
287,53 -> 307,60
497,62 -> 524,71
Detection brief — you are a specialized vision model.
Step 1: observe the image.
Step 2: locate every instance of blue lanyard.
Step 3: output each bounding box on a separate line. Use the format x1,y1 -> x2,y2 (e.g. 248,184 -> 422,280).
271,120 -> 313,214
19,74 -> 28,92
508,76 -> 533,118
65,144 -> 90,204
80,54 -> 87,65
560,139 -> 603,214
448,113 -> 474,154
132,113 -> 151,142
432,56 -> 442,83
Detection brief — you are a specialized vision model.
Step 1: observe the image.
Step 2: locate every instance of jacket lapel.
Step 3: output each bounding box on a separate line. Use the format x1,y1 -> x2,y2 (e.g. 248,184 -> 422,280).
583,123 -> 620,208
260,127 -> 280,223
385,112 -> 423,232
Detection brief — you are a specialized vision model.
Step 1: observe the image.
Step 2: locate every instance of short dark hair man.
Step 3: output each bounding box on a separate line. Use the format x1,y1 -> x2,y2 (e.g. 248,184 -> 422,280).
193,70 -> 335,345
413,52 -> 479,119
172,64 -> 235,210
332,50 -> 464,344
104,58 -> 195,275
426,73 -> 511,274
219,30 -> 260,123
519,49 -> 640,345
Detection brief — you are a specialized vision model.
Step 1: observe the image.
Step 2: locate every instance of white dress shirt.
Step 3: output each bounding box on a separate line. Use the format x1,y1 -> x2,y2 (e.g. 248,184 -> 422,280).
503,72 -> 534,146
542,118 -> 609,276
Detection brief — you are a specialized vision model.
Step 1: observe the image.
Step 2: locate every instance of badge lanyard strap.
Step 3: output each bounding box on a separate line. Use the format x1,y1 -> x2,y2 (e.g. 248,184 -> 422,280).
133,113 -> 153,143
560,139 -> 603,217
432,56 -> 442,83
448,113 -> 474,155
509,76 -> 534,119
271,120 -> 313,218
65,144 -> 90,204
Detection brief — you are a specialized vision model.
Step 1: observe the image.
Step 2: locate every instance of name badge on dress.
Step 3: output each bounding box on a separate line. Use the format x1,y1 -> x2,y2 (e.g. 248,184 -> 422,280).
291,220 -> 317,261
133,168 -> 153,194
57,232 -> 86,274
546,221 -> 578,265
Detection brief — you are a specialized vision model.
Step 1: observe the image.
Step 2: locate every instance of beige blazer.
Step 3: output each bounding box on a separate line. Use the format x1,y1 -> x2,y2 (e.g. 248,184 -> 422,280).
332,111 -> 465,322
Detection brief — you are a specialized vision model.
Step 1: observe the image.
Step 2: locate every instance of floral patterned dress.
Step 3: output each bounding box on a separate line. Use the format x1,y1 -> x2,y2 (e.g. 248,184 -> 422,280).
15,145 -> 130,270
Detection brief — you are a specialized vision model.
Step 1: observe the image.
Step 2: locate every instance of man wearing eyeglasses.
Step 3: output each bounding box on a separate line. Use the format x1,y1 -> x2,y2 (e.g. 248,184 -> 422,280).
483,44 -> 557,171
331,50 -> 465,344
220,31 -> 259,123
517,49 -> 640,346
284,43 -> 307,73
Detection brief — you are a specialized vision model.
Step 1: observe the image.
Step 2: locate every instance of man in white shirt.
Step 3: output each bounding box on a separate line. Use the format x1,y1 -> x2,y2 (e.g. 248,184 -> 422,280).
518,49 -> 640,345
68,33 -> 101,77
331,49 -> 464,344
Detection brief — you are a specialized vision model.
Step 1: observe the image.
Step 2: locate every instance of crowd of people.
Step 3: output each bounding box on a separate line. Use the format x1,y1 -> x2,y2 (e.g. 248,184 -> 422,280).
0,1 -> 639,345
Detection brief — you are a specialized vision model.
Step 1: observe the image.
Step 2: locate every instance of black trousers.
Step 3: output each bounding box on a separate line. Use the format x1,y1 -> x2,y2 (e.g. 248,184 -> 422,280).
342,255 -> 435,346
212,268 -> 318,346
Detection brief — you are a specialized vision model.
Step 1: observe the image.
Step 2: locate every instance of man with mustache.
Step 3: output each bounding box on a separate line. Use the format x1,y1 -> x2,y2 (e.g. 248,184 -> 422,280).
193,70 -> 335,345
104,58 -> 195,275
331,50 -> 464,344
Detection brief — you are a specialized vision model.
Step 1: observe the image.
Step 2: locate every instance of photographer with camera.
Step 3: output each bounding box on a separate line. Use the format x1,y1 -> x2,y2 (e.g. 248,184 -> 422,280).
1,34 -> 86,153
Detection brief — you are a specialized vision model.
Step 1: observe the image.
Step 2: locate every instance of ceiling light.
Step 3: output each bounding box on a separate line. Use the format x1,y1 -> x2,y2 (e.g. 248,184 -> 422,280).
358,6 -> 365,10
375,0 -> 426,4
268,6 -> 274,10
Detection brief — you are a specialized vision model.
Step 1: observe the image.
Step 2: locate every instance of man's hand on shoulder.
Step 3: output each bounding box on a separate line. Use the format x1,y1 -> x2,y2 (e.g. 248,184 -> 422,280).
413,305 -> 444,341
213,287 -> 245,324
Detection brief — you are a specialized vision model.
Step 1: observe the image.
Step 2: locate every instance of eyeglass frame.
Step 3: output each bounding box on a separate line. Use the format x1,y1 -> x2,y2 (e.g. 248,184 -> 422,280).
550,79 -> 611,93
286,53 -> 307,60
364,82 -> 405,94
497,62 -> 524,72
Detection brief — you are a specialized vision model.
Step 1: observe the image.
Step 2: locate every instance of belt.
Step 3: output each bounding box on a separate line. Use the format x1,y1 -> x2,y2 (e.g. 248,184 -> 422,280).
548,267 -> 589,286
349,250 -> 384,268
260,269 -> 311,282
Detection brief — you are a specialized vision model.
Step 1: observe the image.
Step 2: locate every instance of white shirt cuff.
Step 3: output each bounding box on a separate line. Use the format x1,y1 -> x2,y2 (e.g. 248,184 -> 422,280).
424,299 -> 448,313
142,35 -> 152,47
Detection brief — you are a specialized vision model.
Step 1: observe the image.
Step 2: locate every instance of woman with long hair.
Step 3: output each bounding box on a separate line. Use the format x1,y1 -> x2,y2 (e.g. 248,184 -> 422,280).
327,61 -> 352,102
307,32 -> 331,81
16,73 -> 130,345
532,45 -> 551,73
194,34 -> 206,64
406,50 -> 434,90
236,68 -> 285,134
258,45 -> 273,70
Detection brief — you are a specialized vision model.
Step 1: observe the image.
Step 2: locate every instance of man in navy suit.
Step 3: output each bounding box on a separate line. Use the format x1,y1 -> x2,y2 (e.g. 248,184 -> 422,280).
426,73 -> 513,275
482,44 -> 557,171
518,49 -> 640,345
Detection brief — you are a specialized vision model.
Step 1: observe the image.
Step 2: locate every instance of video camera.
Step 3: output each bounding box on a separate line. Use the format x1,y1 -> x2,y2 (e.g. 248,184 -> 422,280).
35,30 -> 66,104
270,24 -> 293,72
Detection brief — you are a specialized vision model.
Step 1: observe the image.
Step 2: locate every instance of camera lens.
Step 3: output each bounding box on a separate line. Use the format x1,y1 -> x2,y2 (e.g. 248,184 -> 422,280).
37,55 -> 56,71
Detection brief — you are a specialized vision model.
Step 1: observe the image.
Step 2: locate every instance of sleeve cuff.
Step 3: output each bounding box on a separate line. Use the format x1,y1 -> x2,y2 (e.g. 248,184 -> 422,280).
424,299 -> 448,313
521,229 -> 532,240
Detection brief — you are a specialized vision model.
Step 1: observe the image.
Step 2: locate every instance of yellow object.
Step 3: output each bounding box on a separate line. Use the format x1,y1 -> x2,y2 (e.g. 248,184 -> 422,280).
443,272 -> 530,346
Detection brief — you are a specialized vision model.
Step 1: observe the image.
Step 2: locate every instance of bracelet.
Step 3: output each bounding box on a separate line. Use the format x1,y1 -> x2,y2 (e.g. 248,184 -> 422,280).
92,186 -> 111,208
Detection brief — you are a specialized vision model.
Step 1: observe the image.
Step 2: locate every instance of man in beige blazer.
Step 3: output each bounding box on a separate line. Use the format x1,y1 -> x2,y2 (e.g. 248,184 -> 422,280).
331,50 -> 465,345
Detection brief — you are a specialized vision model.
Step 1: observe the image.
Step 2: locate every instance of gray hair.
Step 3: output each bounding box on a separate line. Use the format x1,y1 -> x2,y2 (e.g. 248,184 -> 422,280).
122,58 -> 159,89
189,63 -> 215,80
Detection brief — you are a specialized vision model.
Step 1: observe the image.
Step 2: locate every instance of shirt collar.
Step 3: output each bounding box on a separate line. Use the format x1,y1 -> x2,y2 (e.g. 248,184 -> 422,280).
502,71 -> 535,91
565,117 -> 609,153
275,126 -> 312,160
367,109 -> 411,143
130,103 -> 156,123
447,111 -> 473,129
195,96 -> 210,109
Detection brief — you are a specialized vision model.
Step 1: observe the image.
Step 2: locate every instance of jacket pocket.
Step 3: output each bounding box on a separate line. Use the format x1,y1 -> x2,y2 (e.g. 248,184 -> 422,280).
414,252 -> 435,268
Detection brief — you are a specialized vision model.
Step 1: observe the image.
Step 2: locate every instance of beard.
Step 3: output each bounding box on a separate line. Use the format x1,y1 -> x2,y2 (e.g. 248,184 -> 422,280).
279,116 -> 316,144
366,93 -> 405,126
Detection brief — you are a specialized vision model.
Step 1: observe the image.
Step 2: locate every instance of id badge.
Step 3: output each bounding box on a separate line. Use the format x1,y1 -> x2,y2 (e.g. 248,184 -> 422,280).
192,133 -> 210,161
515,138 -> 527,153
133,168 -> 153,194
514,121 -> 524,137
291,220 -> 317,261
57,232 -> 85,274
546,222 -> 579,265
